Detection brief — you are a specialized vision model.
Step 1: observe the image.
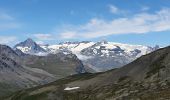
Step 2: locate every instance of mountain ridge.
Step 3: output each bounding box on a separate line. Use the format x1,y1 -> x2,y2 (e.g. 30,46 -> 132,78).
14,38 -> 160,72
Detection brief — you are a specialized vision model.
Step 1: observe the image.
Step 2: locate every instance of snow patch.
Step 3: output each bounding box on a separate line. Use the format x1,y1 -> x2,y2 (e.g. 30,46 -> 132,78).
64,87 -> 80,90
16,46 -> 31,53
34,52 -> 48,56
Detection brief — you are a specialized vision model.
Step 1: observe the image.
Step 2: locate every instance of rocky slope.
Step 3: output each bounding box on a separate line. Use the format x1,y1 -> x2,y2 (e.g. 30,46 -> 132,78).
0,44 -> 85,98
6,46 -> 170,100
0,44 -> 54,97
22,53 -> 86,78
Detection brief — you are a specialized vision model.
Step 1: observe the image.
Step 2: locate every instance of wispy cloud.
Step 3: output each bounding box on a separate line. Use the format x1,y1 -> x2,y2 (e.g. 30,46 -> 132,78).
108,4 -> 127,15
0,36 -> 17,44
59,8 -> 170,39
0,11 -> 20,30
141,6 -> 150,11
0,12 -> 14,20
33,33 -> 54,40
108,5 -> 119,14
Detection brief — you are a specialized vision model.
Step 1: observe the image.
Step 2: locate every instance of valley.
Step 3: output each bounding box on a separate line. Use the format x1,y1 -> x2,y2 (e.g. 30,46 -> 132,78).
4,46 -> 170,100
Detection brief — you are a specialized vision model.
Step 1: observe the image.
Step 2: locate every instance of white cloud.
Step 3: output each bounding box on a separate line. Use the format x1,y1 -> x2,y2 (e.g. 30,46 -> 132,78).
141,6 -> 150,11
0,36 -> 17,44
33,33 -> 54,40
59,8 -> 170,39
108,4 -> 127,15
109,5 -> 119,14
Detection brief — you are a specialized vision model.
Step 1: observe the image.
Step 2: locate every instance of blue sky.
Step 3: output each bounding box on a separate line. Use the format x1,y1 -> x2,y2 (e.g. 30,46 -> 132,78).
0,0 -> 170,46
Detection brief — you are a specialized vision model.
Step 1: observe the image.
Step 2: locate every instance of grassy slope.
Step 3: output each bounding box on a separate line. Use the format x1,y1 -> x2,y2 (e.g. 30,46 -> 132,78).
5,47 -> 170,100
4,72 -> 170,100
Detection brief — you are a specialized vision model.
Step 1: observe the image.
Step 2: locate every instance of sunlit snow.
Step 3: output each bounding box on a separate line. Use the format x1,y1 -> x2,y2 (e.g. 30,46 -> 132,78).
64,87 -> 80,90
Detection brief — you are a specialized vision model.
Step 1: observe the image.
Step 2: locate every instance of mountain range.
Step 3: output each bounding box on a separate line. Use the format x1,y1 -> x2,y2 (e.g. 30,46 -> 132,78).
0,38 -> 162,99
14,39 -> 159,72
5,43 -> 170,100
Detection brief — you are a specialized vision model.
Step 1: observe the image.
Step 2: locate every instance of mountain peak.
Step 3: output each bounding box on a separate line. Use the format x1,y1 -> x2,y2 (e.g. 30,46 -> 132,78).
16,38 -> 36,48
25,38 -> 34,43
14,38 -> 47,55
23,38 -> 36,46
98,40 -> 108,44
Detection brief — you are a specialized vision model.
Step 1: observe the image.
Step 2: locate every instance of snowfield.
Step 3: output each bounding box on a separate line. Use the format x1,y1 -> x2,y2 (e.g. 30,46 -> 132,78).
64,87 -> 80,90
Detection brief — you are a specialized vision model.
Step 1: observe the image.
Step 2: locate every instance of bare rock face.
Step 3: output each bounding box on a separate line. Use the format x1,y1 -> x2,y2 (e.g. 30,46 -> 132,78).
0,44 -> 55,97
6,46 -> 170,100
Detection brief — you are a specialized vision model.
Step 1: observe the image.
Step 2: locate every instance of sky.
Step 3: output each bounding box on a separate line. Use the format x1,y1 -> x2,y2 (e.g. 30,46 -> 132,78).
0,0 -> 170,47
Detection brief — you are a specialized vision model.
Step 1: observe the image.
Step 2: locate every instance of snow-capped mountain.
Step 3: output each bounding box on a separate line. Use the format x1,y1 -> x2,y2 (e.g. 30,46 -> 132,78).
43,41 -> 95,60
13,39 -> 86,74
41,40 -> 160,72
14,39 -> 159,72
14,38 -> 47,55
